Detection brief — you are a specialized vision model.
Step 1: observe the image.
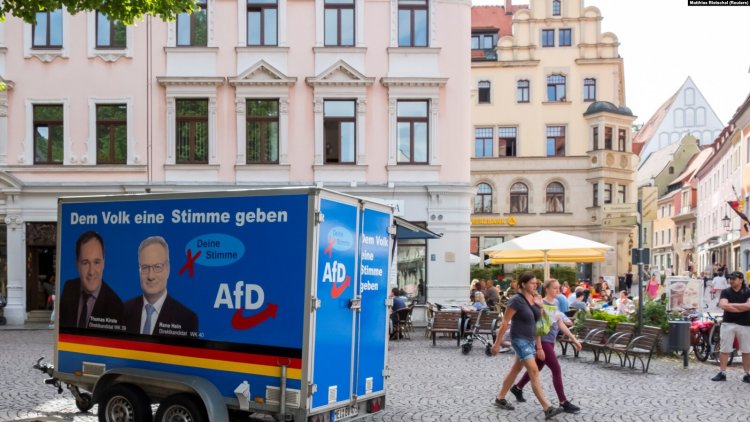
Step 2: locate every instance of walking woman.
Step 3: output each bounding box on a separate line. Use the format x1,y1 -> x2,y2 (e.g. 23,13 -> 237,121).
491,272 -> 564,420
509,279 -> 582,414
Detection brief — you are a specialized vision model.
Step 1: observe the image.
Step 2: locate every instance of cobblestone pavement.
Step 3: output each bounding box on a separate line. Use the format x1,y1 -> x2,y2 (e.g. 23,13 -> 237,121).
1,329 -> 749,421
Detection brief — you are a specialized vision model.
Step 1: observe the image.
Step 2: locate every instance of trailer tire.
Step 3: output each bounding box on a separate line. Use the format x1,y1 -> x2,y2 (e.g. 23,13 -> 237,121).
76,392 -> 94,412
97,384 -> 152,422
154,394 -> 207,422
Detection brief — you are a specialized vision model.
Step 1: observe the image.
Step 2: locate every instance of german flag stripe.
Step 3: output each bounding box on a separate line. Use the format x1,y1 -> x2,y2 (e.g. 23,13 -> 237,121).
58,334 -> 302,379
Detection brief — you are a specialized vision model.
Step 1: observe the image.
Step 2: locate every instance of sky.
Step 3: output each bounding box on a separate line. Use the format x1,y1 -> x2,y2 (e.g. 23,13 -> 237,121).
472,0 -> 750,125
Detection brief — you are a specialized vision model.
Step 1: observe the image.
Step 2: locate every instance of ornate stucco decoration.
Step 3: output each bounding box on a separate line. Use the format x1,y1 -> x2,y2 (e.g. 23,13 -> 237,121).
228,60 -> 297,87
305,60 -> 375,88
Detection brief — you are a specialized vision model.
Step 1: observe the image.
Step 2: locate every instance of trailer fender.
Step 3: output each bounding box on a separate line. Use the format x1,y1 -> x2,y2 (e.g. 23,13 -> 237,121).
92,368 -> 229,422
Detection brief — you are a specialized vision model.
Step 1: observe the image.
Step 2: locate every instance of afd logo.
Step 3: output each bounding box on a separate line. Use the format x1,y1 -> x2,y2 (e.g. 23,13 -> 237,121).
327,226 -> 354,251
321,232 -> 352,299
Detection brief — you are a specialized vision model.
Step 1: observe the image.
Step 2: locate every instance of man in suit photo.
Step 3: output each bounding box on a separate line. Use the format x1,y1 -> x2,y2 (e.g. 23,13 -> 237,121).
59,231 -> 124,329
124,236 -> 199,336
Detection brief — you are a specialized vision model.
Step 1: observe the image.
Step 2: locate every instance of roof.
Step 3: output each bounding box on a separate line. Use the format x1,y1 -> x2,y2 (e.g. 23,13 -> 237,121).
471,5 -> 526,35
636,142 -> 681,187
632,91 -> 678,156
668,147 -> 713,187
583,101 -> 634,117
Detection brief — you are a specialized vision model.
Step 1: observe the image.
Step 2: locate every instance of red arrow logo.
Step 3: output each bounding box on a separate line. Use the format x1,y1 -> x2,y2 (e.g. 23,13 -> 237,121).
231,303 -> 279,330
331,275 -> 351,299
179,249 -> 201,277
323,238 -> 335,258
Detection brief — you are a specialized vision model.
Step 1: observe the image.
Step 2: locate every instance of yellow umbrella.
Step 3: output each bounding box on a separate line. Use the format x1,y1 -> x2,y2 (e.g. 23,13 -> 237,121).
483,230 -> 612,280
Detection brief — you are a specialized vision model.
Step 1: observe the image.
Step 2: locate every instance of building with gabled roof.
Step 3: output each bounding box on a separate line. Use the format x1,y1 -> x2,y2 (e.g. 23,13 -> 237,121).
633,76 -> 724,163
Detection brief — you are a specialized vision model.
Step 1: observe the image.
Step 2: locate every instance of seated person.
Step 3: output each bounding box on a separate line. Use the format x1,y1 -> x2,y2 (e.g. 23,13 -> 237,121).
599,282 -> 612,305
484,283 -> 500,309
469,291 -> 488,311
389,287 -> 407,339
615,290 -> 635,316
569,289 -> 589,312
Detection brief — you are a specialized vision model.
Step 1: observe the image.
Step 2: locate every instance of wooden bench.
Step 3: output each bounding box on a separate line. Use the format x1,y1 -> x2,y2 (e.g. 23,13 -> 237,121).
431,311 -> 462,347
613,325 -> 662,373
559,318 -> 607,358
589,322 -> 635,364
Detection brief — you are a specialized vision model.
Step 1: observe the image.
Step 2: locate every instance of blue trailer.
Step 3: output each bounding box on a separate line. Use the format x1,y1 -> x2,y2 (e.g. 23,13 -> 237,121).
40,187 -> 392,422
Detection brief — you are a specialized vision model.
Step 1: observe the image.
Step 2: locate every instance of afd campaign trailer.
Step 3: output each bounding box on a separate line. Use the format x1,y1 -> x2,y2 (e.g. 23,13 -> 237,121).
38,187 -> 393,422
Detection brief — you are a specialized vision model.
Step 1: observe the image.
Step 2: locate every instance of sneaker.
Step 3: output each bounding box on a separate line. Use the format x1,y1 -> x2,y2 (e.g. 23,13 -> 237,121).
562,401 -> 580,413
544,406 -> 564,420
743,374 -> 750,384
493,398 -> 515,410
712,372 -> 727,381
510,385 -> 527,402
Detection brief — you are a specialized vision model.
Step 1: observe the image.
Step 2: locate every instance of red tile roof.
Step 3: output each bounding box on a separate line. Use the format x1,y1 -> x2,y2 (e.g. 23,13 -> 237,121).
471,5 -> 525,36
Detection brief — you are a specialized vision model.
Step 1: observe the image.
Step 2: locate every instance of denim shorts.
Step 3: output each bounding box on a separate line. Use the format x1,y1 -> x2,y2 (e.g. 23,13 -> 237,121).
511,337 -> 536,361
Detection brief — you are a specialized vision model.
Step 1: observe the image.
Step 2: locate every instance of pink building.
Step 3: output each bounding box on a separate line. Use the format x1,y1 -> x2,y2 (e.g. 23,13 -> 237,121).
0,1 -> 472,325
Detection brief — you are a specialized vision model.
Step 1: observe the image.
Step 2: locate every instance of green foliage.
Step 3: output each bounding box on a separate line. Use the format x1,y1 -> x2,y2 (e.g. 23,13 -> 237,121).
550,266 -> 577,285
469,267 -> 492,282
589,309 -> 629,332
512,266 -> 543,282
1,0 -> 198,25
571,310 -> 588,336
469,266 -> 508,288
632,298 -> 670,334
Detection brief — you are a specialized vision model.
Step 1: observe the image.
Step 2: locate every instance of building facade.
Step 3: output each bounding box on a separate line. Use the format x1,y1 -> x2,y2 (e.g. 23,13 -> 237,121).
470,0 -> 636,280
0,0 -> 473,324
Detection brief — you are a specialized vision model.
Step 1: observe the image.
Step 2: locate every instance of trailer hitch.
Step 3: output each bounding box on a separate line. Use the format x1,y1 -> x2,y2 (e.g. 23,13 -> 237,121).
33,356 -> 63,394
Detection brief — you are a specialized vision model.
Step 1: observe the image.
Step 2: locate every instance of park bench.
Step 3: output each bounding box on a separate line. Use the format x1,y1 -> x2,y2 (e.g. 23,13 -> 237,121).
559,318 -> 607,358
589,322 -> 636,364
615,325 -> 662,373
431,311 -> 462,347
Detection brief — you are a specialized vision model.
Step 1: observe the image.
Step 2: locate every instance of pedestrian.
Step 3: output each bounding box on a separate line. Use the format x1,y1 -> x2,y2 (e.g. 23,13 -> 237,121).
712,271 -> 728,301
646,275 -> 660,300
711,272 -> 750,383
490,272 -> 564,420
509,279 -> 582,414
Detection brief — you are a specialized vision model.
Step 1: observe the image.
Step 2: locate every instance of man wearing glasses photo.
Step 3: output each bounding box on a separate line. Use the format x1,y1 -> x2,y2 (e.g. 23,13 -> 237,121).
123,236 -> 198,336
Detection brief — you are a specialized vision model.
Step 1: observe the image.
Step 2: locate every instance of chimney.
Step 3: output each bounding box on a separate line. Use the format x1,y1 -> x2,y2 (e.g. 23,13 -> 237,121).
505,0 -> 513,15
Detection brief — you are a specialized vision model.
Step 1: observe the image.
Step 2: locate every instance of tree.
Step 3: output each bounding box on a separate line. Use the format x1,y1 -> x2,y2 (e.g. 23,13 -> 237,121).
0,0 -> 198,25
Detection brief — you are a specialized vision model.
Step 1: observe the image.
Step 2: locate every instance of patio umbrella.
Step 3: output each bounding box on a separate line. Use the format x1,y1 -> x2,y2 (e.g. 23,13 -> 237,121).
482,230 -> 613,280
469,254 -> 482,265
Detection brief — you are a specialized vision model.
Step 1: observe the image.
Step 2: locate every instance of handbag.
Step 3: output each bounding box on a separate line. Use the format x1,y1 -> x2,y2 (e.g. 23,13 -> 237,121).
535,306 -> 552,336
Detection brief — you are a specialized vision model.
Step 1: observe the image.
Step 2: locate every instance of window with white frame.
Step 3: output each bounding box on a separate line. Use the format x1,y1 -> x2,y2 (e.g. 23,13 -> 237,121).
474,183 -> 492,214
177,0 -> 208,46
546,125 -> 565,157
546,182 -> 564,213
478,81 -> 491,104
510,182 -> 528,213
498,127 -> 517,157
583,78 -> 596,102
247,0 -> 278,46
604,183 -> 612,204
516,80 -> 530,103
397,100 -> 429,164
546,74 -> 566,102
474,127 -> 493,158
617,184 -> 626,204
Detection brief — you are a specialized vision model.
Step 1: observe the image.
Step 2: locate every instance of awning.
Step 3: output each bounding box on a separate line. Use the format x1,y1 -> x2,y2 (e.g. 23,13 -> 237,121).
394,217 -> 442,240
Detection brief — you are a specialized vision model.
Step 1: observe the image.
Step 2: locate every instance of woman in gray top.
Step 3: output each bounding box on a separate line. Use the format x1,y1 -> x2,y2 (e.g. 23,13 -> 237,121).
490,272 -> 564,420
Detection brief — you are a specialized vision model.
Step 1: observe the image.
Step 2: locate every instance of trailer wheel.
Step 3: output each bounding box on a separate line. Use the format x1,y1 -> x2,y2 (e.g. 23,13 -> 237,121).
76,392 -> 94,412
154,394 -> 207,422
97,384 -> 152,422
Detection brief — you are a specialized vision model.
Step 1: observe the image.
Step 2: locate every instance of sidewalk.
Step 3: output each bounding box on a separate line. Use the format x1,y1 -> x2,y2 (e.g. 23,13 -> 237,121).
0,322 -> 53,331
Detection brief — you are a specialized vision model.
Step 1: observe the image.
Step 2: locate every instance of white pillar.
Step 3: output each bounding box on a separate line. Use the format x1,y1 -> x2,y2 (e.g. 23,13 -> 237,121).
4,215 -> 26,325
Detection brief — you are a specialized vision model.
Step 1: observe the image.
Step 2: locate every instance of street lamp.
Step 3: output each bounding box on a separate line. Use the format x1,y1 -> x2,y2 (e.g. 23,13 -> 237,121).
722,213 -> 731,231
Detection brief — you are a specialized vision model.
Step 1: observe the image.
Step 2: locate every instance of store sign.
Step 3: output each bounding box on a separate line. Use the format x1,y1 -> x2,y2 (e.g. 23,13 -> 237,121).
470,216 -> 517,226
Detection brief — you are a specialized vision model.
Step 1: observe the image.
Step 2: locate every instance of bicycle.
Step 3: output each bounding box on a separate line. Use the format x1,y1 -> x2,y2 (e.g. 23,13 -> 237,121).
706,312 -> 737,365
686,310 -> 715,362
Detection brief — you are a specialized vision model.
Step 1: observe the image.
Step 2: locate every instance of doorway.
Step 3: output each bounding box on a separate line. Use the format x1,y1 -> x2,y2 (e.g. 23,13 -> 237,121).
25,222 -> 57,311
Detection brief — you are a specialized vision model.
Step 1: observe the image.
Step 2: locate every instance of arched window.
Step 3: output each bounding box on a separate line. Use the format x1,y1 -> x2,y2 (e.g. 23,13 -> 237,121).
546,182 -> 564,213
474,183 -> 492,214
516,79 -> 530,103
510,182 -> 529,213
552,0 -> 561,16
478,80 -> 491,104
546,74 -> 566,102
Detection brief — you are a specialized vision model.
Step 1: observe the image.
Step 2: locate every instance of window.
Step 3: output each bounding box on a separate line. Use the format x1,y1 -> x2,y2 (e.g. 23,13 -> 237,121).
510,182 -> 528,213
604,183 -> 612,204
546,182 -> 564,213
325,0 -> 354,46
177,0 -> 207,46
583,78 -> 596,102
592,183 -> 598,207
398,0 -> 428,47
592,126 -> 599,150
95,12 -> 125,48
475,183 -> 492,214
33,9 -> 63,48
96,104 -> 127,164
247,0 -> 277,46
176,99 -> 209,164
246,99 -> 279,163
558,28 -> 571,46
33,105 -> 64,164
617,185 -> 626,204
542,29 -> 554,47
618,129 -> 626,151
546,74 -> 566,102
546,125 -> 565,157
397,100 -> 429,164
653,232 -> 657,246
552,0 -> 561,16
516,80 -> 530,103
604,127 -> 613,150
478,81 -> 491,104
324,100 -> 356,164
471,33 -> 497,50
474,128 -> 493,158
498,127 -> 517,157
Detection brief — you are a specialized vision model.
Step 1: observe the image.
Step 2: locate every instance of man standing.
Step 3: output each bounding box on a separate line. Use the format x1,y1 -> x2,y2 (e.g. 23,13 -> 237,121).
59,231 -> 123,329
124,236 -> 198,336
711,272 -> 750,383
